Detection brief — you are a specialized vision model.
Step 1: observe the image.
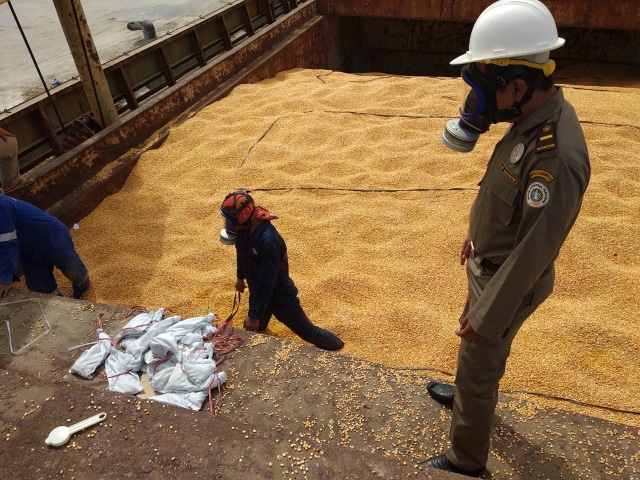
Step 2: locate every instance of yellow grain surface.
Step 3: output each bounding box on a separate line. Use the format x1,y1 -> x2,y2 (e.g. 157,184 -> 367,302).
61,68 -> 639,428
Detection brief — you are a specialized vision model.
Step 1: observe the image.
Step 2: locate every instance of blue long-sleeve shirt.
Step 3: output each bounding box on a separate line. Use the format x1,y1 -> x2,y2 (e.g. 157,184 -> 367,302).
234,221 -> 299,319
0,195 -> 70,284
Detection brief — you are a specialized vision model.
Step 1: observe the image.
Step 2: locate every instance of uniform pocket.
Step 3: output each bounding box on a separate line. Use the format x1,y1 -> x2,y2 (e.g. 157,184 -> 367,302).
489,180 -> 519,226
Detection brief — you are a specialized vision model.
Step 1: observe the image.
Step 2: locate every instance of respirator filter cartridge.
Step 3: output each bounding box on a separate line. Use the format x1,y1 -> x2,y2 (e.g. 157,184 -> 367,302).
441,118 -> 483,153
219,228 -> 238,245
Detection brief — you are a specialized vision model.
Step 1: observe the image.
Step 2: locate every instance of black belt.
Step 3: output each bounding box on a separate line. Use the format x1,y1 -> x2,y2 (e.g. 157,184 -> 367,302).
472,250 -> 501,274
480,257 -> 501,274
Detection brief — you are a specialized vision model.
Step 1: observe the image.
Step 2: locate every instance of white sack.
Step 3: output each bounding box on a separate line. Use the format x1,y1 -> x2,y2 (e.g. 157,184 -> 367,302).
165,314 -> 216,341
148,364 -> 175,392
147,332 -> 179,365
181,332 -> 205,346
148,391 -> 209,411
149,371 -> 227,410
124,315 -> 181,370
185,342 -> 214,360
160,360 -> 226,393
105,348 -> 143,395
115,308 -> 165,341
68,330 -> 112,379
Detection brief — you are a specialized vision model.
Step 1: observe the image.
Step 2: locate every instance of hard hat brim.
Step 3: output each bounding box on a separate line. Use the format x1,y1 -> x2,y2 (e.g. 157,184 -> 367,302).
450,38 -> 565,66
450,52 -> 473,65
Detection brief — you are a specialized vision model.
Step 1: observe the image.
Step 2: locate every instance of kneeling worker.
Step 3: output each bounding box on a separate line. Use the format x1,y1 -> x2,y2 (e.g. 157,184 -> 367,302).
0,195 -> 90,299
219,190 -> 344,350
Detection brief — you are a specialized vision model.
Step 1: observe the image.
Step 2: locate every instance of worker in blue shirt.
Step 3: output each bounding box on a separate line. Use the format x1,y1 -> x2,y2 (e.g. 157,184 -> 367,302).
0,195 -> 90,299
219,190 -> 344,350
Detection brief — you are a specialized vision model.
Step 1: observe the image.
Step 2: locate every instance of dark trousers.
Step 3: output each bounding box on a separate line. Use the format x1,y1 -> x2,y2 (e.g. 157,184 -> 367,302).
21,237 -> 88,295
258,296 -> 323,345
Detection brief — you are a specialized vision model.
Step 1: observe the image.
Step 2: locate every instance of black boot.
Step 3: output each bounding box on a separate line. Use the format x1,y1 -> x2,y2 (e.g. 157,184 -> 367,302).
312,328 -> 344,350
421,454 -> 484,477
72,277 -> 90,299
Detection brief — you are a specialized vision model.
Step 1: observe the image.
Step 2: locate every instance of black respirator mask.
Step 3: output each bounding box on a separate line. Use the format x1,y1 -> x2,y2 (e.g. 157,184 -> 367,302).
442,63 -> 533,152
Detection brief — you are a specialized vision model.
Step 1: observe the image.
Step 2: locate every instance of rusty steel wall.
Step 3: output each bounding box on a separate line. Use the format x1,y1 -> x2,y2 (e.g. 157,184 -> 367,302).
335,16 -> 640,76
318,0 -> 640,31
320,1 -> 640,74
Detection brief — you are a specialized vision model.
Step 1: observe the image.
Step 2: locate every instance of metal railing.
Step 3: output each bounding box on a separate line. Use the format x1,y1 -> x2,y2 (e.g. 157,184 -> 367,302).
0,0 -> 309,173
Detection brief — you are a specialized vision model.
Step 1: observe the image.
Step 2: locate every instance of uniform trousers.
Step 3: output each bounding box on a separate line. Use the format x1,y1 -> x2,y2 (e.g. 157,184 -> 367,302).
446,254 -> 554,470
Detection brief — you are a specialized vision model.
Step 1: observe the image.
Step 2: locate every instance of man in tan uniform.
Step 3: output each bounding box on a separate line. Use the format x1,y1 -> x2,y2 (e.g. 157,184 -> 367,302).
422,0 -> 591,476
0,127 -> 35,193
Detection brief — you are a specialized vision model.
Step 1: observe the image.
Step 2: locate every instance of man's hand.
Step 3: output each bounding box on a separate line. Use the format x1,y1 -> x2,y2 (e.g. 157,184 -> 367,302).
455,317 -> 484,343
243,316 -> 259,331
460,238 -> 472,265
0,282 -> 12,298
234,278 -> 246,293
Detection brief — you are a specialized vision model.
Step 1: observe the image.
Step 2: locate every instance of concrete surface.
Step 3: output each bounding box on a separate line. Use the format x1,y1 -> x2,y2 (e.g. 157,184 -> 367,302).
0,0 -> 228,110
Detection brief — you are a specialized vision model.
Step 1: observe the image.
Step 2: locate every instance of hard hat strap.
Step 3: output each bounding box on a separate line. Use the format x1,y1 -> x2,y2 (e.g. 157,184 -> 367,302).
487,58 -> 556,77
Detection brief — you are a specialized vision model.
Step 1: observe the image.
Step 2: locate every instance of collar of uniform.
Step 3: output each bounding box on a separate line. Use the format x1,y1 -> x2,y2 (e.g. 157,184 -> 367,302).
509,86 -> 564,137
249,219 -> 268,237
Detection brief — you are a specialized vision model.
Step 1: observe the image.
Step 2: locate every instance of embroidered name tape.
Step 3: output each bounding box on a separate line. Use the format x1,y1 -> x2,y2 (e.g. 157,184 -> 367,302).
529,169 -> 554,182
499,162 -> 517,184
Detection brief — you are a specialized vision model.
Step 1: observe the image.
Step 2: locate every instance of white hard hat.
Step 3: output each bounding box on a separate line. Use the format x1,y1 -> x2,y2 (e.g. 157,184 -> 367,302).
451,0 -> 565,65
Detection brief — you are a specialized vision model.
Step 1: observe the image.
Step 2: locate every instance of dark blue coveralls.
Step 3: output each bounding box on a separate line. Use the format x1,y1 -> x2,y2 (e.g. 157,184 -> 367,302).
234,220 -> 335,347
0,195 -> 89,297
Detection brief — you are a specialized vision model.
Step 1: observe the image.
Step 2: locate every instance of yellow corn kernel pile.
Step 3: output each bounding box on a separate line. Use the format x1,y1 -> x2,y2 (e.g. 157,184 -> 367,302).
64,68 -> 639,428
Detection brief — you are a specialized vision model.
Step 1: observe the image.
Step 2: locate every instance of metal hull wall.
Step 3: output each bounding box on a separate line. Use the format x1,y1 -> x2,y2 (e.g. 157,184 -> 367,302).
1,0 -> 638,225
318,0 -> 640,31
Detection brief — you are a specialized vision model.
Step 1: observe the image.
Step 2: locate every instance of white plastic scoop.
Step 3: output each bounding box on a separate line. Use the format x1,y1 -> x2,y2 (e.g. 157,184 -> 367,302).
45,412 -> 107,446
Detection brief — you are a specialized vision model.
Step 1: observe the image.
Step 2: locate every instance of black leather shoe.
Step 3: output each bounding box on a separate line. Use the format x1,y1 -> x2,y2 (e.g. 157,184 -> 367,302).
420,454 -> 484,477
426,381 -> 455,407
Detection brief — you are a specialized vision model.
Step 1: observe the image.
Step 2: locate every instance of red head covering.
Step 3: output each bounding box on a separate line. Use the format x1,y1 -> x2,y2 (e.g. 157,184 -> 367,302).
220,191 -> 278,224
253,206 -> 278,221
221,191 -> 254,225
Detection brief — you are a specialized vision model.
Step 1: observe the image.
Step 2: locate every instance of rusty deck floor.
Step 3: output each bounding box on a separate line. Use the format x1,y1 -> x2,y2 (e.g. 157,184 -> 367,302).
0,289 -> 637,479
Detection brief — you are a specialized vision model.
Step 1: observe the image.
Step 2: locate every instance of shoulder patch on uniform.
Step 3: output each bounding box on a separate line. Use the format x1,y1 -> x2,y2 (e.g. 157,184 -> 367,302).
510,143 -> 525,163
529,169 -> 554,182
526,182 -> 550,208
536,122 -> 557,153
498,162 -> 517,185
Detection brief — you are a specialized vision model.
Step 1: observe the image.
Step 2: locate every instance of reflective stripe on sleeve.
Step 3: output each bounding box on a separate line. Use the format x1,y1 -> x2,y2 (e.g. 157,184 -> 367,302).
0,230 -> 17,243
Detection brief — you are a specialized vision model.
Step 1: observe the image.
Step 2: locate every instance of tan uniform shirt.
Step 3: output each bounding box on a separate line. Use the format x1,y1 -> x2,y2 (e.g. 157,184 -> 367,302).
0,131 -> 20,187
467,88 -> 590,339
